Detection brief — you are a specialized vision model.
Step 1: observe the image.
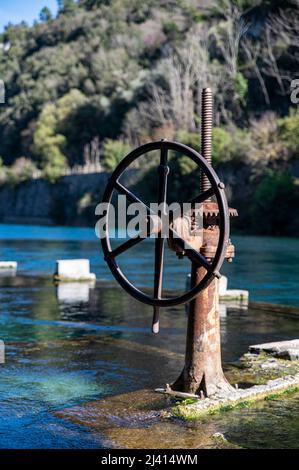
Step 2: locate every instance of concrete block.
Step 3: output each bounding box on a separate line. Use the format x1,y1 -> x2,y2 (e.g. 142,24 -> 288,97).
249,339 -> 299,361
0,261 -> 17,270
185,273 -> 249,311
0,261 -> 17,278
54,259 -> 96,282
218,276 -> 249,302
219,276 -> 228,296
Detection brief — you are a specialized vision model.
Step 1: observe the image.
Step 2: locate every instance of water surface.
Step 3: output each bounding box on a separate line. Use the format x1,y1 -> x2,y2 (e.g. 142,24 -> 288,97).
0,224 -> 298,306
1,276 -> 299,448
1,224 -> 299,448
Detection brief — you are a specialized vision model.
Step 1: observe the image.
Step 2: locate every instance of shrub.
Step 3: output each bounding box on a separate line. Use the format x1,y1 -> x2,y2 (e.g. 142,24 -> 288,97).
176,128 -> 251,165
102,139 -> 131,171
176,131 -> 200,151
212,128 -> 232,164
235,72 -> 248,103
3,158 -> 39,186
278,109 -> 299,159
248,113 -> 281,167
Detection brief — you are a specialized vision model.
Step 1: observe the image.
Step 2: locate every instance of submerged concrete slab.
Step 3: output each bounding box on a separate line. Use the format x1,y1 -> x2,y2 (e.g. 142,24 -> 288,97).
220,289 -> 249,301
219,276 -> 249,302
249,340 -> 299,360
54,259 -> 96,282
55,389 -> 238,449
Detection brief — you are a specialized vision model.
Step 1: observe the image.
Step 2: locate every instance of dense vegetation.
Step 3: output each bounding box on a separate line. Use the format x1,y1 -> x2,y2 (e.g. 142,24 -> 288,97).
0,0 -> 299,234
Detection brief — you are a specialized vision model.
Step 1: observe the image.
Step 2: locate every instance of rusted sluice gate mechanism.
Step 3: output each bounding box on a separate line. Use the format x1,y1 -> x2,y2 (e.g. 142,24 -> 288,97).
101,88 -> 238,397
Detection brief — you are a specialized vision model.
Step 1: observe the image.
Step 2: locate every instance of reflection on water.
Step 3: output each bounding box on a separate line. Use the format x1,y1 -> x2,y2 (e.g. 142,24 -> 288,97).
0,224 -> 298,306
56,282 -> 95,304
1,276 -> 299,448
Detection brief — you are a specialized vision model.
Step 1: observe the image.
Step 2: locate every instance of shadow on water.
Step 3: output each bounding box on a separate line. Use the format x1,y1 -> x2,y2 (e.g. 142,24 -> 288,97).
1,275 -> 299,448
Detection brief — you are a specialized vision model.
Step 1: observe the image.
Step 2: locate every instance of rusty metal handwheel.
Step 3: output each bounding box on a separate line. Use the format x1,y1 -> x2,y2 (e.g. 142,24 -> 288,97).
101,140 -> 229,308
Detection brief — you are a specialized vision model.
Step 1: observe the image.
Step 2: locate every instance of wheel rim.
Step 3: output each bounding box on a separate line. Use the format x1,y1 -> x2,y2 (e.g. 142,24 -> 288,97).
101,140 -> 229,307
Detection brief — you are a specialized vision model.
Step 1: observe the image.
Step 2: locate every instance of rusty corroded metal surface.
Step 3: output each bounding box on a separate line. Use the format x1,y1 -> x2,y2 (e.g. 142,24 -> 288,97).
171,264 -> 234,396
201,87 -> 213,194
171,88 -> 236,397
203,202 -> 238,219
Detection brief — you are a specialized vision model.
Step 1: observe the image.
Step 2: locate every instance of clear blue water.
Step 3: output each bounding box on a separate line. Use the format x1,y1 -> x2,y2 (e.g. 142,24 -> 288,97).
0,224 -> 298,306
1,224 -> 299,448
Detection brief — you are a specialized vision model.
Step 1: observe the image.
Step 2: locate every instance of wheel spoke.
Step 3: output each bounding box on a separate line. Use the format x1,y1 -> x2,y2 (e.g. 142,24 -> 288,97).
152,236 -> 165,334
109,235 -> 145,258
169,227 -> 211,271
188,187 -> 214,205
114,181 -> 152,214
152,146 -> 169,333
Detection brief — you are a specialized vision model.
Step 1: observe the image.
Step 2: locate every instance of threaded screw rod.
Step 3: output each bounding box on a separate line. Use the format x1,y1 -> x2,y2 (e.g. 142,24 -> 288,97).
201,87 -> 213,193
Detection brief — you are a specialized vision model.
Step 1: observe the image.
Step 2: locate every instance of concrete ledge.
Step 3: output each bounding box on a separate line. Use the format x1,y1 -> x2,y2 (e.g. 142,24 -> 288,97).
172,374 -> 299,419
54,259 -> 96,282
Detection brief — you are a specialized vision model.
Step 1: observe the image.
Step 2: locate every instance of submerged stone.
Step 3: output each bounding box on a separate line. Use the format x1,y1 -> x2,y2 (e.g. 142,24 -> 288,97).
55,389 -> 237,449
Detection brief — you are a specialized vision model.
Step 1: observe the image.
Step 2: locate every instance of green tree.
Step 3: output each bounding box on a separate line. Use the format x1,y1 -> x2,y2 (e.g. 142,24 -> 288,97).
39,7 -> 53,22
33,89 -> 88,179
102,139 -> 130,171
33,103 -> 67,180
278,109 -> 299,159
57,0 -> 78,15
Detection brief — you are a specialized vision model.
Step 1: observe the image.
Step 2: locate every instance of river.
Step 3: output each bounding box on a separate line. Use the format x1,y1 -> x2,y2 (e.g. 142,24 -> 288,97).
0,224 -> 298,306
0,224 -> 299,448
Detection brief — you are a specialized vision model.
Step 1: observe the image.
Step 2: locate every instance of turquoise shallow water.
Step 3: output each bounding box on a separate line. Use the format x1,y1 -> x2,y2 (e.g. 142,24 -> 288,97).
0,224 -> 298,306
0,277 -> 299,448
0,224 -> 299,448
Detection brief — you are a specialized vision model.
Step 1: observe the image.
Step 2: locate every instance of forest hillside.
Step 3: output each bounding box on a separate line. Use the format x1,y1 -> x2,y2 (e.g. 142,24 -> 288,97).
0,0 -> 299,234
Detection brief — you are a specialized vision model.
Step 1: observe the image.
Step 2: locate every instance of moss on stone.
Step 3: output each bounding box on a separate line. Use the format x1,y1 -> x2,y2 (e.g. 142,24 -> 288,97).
172,379 -> 299,420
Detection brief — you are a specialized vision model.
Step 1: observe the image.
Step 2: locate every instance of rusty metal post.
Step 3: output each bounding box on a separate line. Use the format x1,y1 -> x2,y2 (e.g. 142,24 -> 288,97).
172,88 -> 234,397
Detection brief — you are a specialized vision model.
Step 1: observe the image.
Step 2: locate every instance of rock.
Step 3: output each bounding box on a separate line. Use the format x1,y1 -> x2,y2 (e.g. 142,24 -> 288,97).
259,360 -> 279,369
249,340 -> 299,361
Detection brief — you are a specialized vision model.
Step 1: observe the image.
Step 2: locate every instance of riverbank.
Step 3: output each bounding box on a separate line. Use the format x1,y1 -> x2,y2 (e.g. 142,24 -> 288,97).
1,159 -> 299,237
0,170 -> 138,227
